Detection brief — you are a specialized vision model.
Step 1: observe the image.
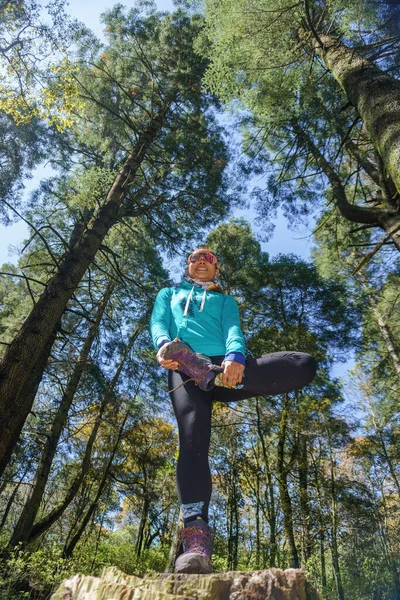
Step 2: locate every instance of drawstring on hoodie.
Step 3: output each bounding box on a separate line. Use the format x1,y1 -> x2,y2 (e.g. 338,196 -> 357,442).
183,285 -> 207,316
183,286 -> 194,317
200,289 -> 206,312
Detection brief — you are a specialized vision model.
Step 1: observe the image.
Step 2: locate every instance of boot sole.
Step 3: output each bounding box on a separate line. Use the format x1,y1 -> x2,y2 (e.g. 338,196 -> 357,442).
174,552 -> 213,574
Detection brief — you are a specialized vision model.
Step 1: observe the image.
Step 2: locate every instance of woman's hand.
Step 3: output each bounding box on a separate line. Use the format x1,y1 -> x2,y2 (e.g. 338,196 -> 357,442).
221,360 -> 245,387
156,338 -> 179,370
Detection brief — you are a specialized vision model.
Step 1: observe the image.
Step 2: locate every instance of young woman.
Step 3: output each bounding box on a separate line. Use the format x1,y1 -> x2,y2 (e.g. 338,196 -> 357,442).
150,248 -> 317,574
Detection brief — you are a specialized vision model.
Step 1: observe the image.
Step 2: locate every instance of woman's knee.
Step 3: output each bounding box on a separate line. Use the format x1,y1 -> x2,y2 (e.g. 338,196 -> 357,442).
299,353 -> 317,385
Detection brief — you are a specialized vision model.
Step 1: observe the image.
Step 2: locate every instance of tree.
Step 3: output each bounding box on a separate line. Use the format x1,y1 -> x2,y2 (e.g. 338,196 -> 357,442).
199,0 -> 400,255
0,6 -> 233,476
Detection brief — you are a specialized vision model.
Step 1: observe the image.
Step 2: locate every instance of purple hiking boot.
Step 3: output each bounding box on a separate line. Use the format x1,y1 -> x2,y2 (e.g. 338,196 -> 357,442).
175,518 -> 213,574
158,340 -> 223,391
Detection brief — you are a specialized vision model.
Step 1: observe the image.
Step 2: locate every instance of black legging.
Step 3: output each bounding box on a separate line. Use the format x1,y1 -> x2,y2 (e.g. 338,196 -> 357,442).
168,351 -> 317,521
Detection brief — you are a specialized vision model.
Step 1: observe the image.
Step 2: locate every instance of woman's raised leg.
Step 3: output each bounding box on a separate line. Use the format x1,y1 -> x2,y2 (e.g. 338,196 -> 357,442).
213,351 -> 317,403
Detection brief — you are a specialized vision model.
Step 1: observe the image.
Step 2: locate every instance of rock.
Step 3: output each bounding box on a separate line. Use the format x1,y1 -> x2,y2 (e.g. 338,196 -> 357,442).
51,565 -> 322,599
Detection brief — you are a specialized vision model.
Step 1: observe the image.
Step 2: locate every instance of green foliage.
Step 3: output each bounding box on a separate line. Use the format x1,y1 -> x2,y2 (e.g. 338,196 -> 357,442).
0,543 -> 77,599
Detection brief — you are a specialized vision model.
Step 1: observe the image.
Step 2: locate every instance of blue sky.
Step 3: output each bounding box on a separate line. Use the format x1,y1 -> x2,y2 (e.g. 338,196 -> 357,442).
0,0 -> 314,265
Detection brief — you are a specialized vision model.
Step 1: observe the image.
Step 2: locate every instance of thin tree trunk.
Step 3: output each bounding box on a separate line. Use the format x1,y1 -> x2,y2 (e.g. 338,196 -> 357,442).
367,293 -> 400,380
135,491 -> 150,559
311,446 -> 327,590
27,402 -> 105,544
27,324 -> 143,544
255,467 -> 261,568
8,281 -> 114,548
255,399 -> 277,567
135,465 -> 149,560
291,120 -> 400,250
298,432 -> 312,564
165,510 -> 183,573
327,441 -> 345,600
232,471 -> 239,570
312,32 -> 400,195
0,111 -> 166,477
0,466 -> 29,529
62,399 -> 133,558
277,393 -> 299,569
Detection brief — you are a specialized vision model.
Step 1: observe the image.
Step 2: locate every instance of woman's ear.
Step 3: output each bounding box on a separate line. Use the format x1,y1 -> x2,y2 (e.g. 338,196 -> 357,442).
215,268 -> 220,277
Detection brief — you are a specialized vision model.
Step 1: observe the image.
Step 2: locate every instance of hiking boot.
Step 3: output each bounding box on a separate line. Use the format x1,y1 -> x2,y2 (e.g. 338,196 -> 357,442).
159,340 -> 223,391
174,519 -> 213,574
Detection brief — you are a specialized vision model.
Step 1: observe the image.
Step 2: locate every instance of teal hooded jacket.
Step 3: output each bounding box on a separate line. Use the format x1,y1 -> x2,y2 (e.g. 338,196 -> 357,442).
150,281 -> 246,364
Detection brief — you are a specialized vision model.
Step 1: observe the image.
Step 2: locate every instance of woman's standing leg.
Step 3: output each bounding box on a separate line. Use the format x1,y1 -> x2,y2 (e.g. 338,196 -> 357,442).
168,369 -> 213,524
168,369 -> 214,574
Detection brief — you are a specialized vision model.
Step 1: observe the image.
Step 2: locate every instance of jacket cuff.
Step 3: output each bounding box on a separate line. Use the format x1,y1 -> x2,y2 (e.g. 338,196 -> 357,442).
157,338 -> 171,349
224,352 -> 246,365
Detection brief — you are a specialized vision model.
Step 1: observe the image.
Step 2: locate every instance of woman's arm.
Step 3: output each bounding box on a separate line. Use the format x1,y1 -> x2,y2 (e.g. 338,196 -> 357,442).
150,288 -> 173,349
221,295 -> 246,362
151,288 -> 179,370
221,295 -> 246,386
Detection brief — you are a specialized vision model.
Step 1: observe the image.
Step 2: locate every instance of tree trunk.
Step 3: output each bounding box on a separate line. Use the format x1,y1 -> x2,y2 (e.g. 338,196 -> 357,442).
327,441 -> 345,600
298,433 -> 312,564
0,112 -> 166,477
27,403 -> 104,544
277,394 -> 299,569
291,120 -> 400,250
311,446 -> 327,590
227,473 -> 240,572
255,399 -> 277,567
27,324 -> 143,544
312,33 -> 400,196
367,295 -> 400,380
165,511 -> 184,573
62,400 -> 132,558
255,467 -> 261,568
135,492 -> 150,559
0,466 -> 29,529
8,281 -> 114,548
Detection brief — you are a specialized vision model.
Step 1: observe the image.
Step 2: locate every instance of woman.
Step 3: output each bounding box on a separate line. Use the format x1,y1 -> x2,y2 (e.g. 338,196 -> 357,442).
150,248 -> 317,574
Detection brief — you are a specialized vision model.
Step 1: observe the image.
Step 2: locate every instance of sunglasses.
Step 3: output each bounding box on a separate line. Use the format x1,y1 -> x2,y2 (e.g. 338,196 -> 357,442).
188,252 -> 218,265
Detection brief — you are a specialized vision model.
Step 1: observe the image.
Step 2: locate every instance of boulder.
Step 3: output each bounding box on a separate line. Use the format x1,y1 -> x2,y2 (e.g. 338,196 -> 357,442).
51,565 -> 322,599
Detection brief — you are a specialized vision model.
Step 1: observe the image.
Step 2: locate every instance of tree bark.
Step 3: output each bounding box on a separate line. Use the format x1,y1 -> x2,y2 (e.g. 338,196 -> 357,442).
0,112 -> 166,478
8,281 -> 114,548
135,490 -> 150,559
371,305 -> 400,379
311,33 -> 400,196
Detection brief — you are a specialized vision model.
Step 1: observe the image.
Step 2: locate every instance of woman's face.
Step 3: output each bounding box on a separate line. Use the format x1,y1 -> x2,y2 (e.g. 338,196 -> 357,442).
187,249 -> 219,282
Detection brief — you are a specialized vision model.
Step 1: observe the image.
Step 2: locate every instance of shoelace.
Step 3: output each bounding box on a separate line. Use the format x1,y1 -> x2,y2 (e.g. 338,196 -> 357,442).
168,365 -> 216,393
179,524 -> 213,557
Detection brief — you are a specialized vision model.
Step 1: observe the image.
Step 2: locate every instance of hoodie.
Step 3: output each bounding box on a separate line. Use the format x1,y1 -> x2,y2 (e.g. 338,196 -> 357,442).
150,281 -> 246,364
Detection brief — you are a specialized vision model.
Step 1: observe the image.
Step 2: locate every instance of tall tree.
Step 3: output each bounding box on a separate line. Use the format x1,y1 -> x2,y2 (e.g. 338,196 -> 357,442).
200,0 -> 400,253
0,7 -> 232,476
